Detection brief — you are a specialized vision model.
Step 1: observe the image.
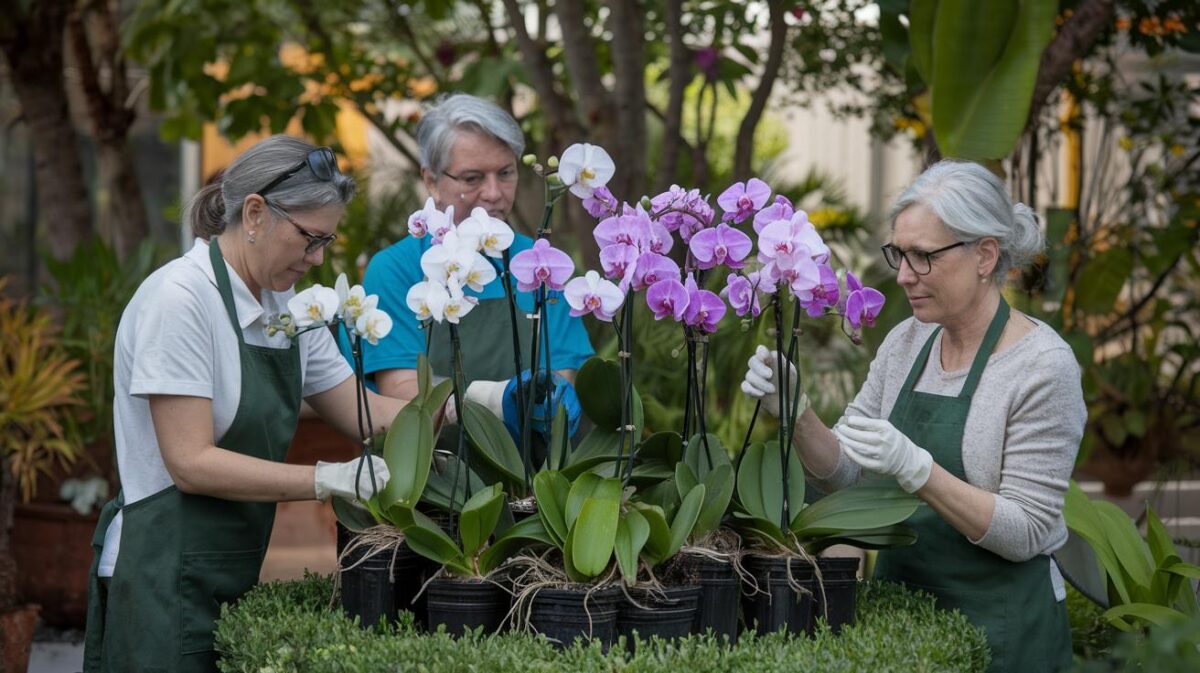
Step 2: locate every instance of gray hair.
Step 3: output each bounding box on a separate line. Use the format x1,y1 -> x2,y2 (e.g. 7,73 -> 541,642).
415,93 -> 524,175
889,160 -> 1043,283
186,135 -> 357,240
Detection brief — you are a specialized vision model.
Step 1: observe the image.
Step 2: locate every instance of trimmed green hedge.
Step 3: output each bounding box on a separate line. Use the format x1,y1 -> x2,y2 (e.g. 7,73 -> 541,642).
215,572 -> 990,672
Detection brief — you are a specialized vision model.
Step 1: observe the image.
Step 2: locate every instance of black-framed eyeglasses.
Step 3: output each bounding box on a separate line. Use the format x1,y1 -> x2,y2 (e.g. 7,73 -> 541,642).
268,203 -> 337,255
881,241 -> 967,276
253,147 -> 339,197
441,166 -> 518,191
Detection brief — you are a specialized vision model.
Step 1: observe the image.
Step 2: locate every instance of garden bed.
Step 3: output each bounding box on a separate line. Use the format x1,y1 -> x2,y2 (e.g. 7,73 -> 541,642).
214,573 -> 990,672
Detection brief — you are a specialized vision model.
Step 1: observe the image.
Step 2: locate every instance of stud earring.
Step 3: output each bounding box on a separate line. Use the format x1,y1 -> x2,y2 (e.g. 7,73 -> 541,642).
460,193 -> 466,200
248,232 -> 257,244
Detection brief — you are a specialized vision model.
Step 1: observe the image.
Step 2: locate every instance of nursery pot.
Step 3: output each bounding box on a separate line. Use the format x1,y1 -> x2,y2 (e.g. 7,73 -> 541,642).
528,586 -> 621,649
690,555 -> 741,644
339,539 -> 426,629
741,554 -> 815,636
617,584 -> 701,650
425,577 -> 510,637
812,556 -> 860,635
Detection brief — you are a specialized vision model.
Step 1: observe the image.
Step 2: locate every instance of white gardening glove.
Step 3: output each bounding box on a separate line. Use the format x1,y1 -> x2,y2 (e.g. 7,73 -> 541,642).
834,416 -> 933,493
444,379 -> 508,425
314,455 -> 390,502
740,345 -> 808,418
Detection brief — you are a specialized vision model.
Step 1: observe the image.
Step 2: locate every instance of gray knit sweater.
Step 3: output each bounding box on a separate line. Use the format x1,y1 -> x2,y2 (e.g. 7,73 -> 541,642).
813,314 -> 1086,574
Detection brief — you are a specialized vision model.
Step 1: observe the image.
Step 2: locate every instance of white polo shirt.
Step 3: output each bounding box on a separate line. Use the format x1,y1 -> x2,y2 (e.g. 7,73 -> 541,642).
98,238 -> 352,575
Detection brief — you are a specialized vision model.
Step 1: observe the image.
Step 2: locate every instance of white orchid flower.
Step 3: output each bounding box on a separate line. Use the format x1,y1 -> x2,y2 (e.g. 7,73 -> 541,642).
469,207 -> 515,258
442,284 -> 478,324
333,272 -> 374,323
405,280 -> 449,322
460,251 -> 497,292
558,143 -> 616,199
419,243 -> 471,285
449,213 -> 486,253
354,307 -> 393,345
287,284 -> 339,327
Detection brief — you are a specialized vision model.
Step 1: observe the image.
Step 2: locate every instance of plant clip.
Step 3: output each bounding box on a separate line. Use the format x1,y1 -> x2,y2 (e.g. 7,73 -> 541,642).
792,327 -> 804,338
622,424 -> 636,431
524,312 -> 541,320
617,350 -> 631,359
766,327 -> 779,337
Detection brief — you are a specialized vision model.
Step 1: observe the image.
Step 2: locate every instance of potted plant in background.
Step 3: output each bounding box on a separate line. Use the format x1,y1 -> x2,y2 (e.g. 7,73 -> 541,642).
0,277 -> 87,670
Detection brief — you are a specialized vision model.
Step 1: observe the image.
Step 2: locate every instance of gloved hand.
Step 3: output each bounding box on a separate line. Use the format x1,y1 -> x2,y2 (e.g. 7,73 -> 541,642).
444,379 -> 510,426
501,370 -> 582,444
740,345 -> 808,418
833,416 -> 933,493
314,455 -> 390,502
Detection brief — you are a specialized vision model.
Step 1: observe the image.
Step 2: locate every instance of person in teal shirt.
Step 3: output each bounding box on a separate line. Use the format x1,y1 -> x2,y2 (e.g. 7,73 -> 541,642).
355,93 -> 592,438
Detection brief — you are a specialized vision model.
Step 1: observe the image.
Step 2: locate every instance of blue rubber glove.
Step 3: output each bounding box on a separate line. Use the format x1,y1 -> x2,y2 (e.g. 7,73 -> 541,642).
501,370 -> 582,444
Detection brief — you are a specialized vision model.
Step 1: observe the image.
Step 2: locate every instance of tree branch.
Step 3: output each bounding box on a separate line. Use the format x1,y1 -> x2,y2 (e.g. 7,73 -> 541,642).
553,0 -> 611,130
734,0 -> 787,181
1027,0 -> 1114,126
658,0 -> 690,190
606,0 -> 647,198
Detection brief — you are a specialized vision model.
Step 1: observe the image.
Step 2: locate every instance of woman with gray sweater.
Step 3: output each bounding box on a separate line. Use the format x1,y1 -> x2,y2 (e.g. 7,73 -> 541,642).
741,160 -> 1085,672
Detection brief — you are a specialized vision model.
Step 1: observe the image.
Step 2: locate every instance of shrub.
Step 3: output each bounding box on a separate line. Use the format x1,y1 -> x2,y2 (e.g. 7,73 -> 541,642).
215,574 -> 989,672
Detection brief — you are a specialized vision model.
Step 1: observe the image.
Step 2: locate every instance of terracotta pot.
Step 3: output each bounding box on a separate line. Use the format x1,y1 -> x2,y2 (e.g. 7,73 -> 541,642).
1,603 -> 40,673
12,502 -> 98,628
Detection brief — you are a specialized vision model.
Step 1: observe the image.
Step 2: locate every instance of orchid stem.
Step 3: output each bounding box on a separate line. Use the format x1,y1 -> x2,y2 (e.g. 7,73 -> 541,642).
498,251 -> 529,494
773,294 -> 790,531
621,294 -> 636,489
448,323 -> 470,522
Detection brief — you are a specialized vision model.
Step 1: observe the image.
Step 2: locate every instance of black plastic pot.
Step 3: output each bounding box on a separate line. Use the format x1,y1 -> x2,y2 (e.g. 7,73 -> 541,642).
617,584 -> 702,650
339,542 -> 396,629
691,556 -> 740,644
425,577 -> 510,637
740,554 -> 815,637
528,586 -> 621,649
812,556 -> 860,635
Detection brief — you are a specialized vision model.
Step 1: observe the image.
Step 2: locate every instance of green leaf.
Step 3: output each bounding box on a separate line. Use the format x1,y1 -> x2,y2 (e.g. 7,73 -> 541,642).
735,442 -> 779,521
683,433 -> 730,482
461,399 -> 525,491
567,497 -> 620,578
421,455 -> 485,512
331,496 -> 378,532
728,512 -> 790,551
908,0 -> 937,84
566,474 -> 622,529
638,432 -> 683,465
459,484 -> 505,560
675,463 -> 699,501
1094,500 -> 1156,592
666,484 -> 706,562
478,515 -> 553,575
637,479 -> 681,521
533,470 -> 571,547
1075,248 -> 1134,315
403,510 -> 467,573
803,524 -> 919,553
381,404 -> 434,509
1103,603 -> 1190,631
693,464 -> 735,540
1065,482 -> 1135,604
416,354 -> 433,405
615,510 -> 650,585
791,485 -> 921,537
563,427 -> 626,477
924,0 -> 1058,159
574,357 -> 644,435
632,503 -> 673,566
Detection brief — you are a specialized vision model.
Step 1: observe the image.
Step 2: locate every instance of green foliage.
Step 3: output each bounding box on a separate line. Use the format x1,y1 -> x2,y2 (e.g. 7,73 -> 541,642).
216,575 -> 991,672
1063,481 -> 1200,634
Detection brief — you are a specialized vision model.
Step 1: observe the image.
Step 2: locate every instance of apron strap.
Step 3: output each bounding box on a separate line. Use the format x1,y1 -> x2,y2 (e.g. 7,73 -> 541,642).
897,325 -> 942,397
959,298 -> 1010,399
209,237 -> 247,346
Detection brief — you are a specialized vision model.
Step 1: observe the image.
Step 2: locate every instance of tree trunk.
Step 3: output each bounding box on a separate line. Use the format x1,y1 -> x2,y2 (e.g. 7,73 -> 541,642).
0,457 -> 18,609
0,0 -> 94,262
658,0 -> 690,191
733,0 -> 788,182
96,140 -> 148,259
606,0 -> 647,203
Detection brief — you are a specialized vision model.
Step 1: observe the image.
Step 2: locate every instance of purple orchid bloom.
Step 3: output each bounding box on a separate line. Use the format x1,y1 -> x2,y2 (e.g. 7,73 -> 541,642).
582,186 -> 619,218
797,263 -> 840,317
752,195 -> 794,234
764,250 -> 823,296
717,178 -> 771,224
646,277 -> 689,322
594,208 -> 651,250
564,270 -> 625,321
722,272 -> 762,318
689,222 -> 753,270
756,211 -> 831,267
599,243 -> 639,290
510,238 -> 575,292
631,253 -> 681,292
682,275 -> 727,333
844,270 -> 885,329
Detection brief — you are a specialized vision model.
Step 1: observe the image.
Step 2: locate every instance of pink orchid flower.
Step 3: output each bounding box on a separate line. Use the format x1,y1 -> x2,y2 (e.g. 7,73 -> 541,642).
682,275 -> 727,333
594,208 -> 651,250
717,178 -> 771,224
752,195 -> 794,234
796,263 -> 840,317
722,272 -> 762,318
510,238 -> 575,292
599,243 -> 639,290
689,222 -> 753,270
646,277 -> 689,322
845,270 -> 885,329
564,270 -> 625,321
582,186 -> 619,218
631,253 -> 680,292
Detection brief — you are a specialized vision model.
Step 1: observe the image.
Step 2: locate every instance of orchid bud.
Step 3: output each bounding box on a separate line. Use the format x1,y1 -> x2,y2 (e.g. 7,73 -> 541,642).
670,348 -> 680,359
546,174 -> 562,187
522,153 -> 537,166
547,155 -> 559,169
639,195 -> 653,210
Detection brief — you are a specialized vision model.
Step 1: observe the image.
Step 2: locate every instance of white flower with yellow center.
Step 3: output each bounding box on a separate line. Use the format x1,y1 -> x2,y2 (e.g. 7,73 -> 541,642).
287,284 -> 339,328
558,143 -> 615,199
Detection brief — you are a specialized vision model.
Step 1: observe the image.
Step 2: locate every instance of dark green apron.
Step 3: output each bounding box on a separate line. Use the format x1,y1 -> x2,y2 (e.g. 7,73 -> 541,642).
874,298 -> 1072,672
83,238 -> 302,672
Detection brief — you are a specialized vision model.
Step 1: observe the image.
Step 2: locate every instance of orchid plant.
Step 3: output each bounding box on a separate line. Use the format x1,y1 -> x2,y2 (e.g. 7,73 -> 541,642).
266,273 -> 394,503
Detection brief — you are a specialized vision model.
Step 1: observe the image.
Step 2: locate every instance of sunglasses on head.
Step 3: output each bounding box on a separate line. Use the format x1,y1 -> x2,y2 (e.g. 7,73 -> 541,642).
254,147 -> 339,197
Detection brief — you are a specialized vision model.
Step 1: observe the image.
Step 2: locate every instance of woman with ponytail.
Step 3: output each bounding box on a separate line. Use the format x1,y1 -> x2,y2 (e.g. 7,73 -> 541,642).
84,135 -> 410,672
742,161 -> 1085,672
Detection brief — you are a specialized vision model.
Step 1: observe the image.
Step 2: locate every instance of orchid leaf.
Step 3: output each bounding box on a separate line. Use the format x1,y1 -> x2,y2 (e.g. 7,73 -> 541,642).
801,524 -> 918,553
791,484 -> 920,536
567,496 -> 620,578
459,483 -> 505,560
566,474 -> 621,529
574,357 -> 644,434
422,454 -> 486,511
666,484 -> 705,562
615,509 -> 650,585
684,432 -> 730,481
381,403 -> 434,509
416,354 -> 433,405
547,402 -> 569,471
729,511 -> 790,551
403,509 -> 468,574
563,426 -> 626,476
675,463 -> 699,499
533,470 -> 571,547
693,464 -> 734,540
639,432 -> 683,465
461,399 -> 525,492
479,515 -> 553,575
637,479 -> 681,521
735,442 -> 778,521
631,502 -> 673,566
331,496 -> 378,532
427,379 -> 454,424
628,461 -> 675,483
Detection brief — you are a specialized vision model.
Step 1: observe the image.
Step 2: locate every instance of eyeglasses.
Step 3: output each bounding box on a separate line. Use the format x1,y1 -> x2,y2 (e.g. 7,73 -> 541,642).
268,203 -> 337,255
441,166 -> 518,191
254,147 -> 340,197
881,241 -> 967,276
